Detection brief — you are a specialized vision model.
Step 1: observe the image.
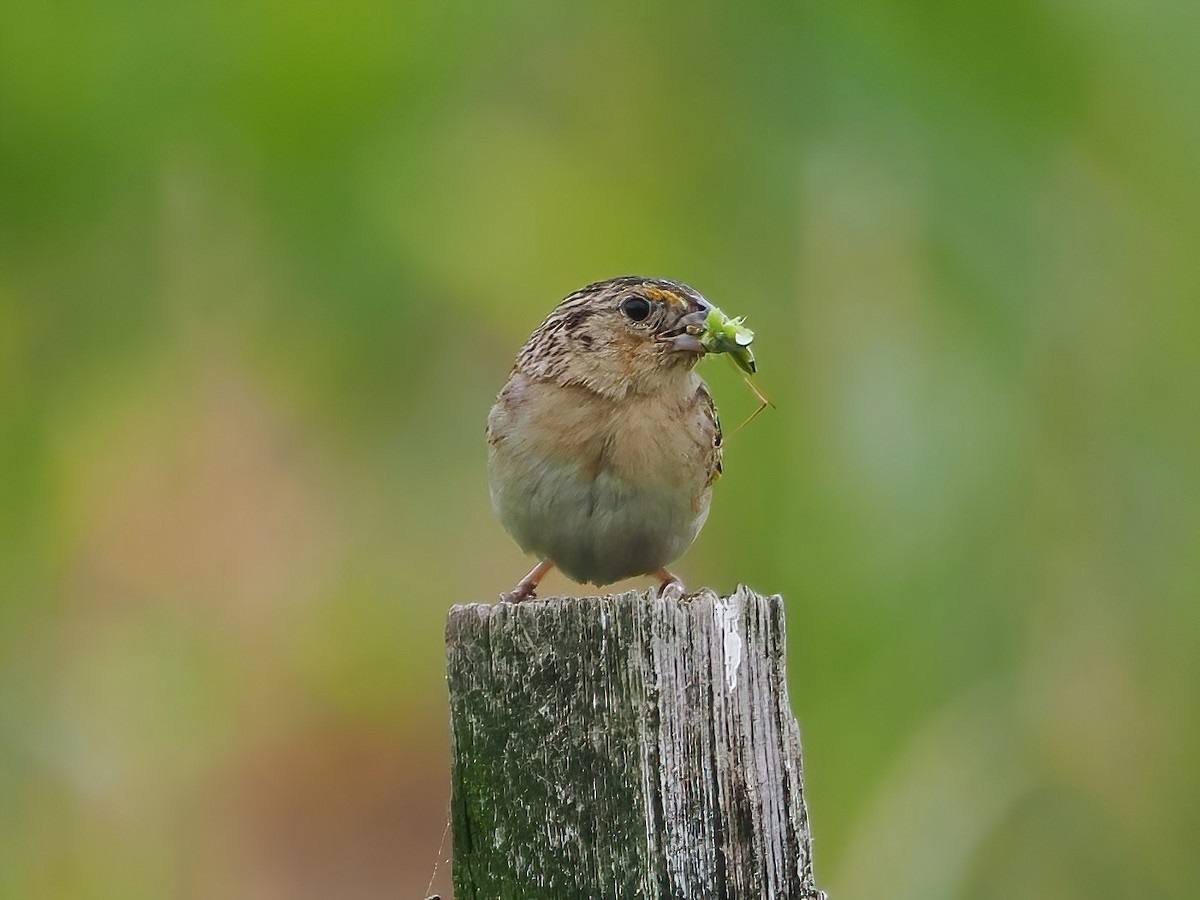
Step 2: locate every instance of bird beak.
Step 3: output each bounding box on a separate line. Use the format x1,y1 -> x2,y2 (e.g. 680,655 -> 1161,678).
664,331 -> 705,353
659,301 -> 712,354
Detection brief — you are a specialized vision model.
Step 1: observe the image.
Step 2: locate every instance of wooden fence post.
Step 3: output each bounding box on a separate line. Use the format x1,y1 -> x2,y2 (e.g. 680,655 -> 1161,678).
445,585 -> 825,899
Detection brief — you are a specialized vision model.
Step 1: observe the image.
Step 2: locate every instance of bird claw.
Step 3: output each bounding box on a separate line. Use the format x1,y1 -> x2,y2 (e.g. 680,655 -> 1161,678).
659,580 -> 686,602
498,561 -> 553,604
651,567 -> 687,602
499,586 -> 536,604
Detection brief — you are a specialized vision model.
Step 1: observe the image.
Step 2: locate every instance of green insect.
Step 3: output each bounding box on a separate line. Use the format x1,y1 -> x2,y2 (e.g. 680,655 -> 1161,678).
699,307 -> 757,375
690,305 -> 773,435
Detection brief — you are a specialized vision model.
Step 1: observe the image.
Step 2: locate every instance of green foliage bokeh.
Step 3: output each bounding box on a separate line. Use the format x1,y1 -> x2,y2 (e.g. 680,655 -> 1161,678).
2,2 -> 1197,897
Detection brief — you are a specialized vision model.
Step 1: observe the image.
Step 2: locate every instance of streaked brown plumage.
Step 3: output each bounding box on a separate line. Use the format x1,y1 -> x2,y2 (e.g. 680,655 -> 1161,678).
487,276 -> 723,602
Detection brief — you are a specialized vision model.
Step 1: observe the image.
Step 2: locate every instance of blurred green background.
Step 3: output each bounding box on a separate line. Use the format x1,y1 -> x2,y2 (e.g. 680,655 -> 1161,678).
2,1 -> 1198,897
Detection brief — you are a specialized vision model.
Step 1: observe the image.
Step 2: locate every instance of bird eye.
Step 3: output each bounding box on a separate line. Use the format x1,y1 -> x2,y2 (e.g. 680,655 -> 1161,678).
620,296 -> 652,322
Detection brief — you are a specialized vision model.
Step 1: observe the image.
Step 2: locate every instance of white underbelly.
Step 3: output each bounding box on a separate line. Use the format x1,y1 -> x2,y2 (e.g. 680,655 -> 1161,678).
490,456 -> 709,585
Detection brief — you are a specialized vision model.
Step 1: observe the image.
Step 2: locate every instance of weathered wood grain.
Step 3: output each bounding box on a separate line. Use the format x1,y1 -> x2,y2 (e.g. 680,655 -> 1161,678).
446,586 -> 825,899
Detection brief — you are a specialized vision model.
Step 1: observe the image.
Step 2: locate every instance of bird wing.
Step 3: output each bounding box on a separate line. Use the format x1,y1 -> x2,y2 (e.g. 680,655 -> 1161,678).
698,384 -> 723,485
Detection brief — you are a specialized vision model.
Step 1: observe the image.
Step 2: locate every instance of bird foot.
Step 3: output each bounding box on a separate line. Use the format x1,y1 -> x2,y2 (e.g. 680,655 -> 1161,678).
499,585 -> 536,604
498,561 -> 553,603
658,580 -> 686,601
652,567 -> 687,601
651,568 -> 686,601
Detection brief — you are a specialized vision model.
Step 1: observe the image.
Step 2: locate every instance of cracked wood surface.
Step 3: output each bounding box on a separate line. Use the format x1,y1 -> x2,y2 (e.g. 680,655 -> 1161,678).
446,586 -> 825,899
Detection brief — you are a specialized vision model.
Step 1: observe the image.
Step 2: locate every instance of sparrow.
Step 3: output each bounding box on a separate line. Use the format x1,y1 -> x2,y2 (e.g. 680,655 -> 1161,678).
487,276 -> 723,602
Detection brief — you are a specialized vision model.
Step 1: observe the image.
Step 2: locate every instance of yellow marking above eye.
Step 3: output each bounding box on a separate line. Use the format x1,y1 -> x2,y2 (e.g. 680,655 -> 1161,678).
642,286 -> 688,307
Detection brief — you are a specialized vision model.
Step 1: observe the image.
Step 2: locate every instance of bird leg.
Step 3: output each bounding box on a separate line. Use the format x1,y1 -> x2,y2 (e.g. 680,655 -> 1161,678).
500,560 -> 554,603
653,568 -> 686,602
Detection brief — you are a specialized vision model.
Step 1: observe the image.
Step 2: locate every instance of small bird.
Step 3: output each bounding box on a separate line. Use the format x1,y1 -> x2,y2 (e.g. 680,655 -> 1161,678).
487,276 -> 724,602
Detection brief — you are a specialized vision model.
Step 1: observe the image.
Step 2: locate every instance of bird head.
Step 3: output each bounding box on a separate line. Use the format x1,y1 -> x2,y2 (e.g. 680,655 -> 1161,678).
516,276 -> 720,399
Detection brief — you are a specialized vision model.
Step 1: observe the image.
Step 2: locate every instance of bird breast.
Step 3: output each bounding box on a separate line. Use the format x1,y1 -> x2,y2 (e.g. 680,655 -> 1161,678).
487,372 -> 716,585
